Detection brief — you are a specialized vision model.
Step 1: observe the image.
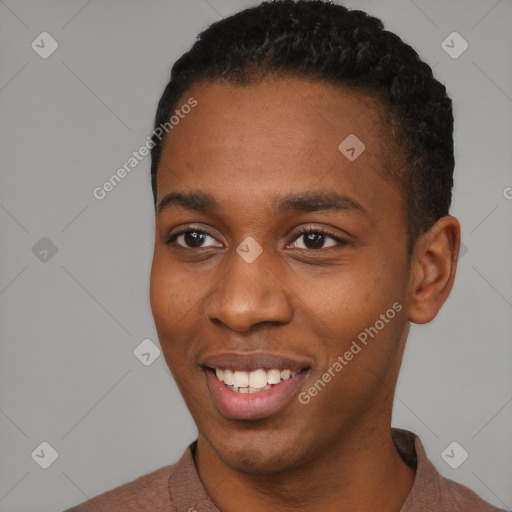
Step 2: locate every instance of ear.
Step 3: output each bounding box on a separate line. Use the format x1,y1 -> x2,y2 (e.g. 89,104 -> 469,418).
407,216 -> 461,324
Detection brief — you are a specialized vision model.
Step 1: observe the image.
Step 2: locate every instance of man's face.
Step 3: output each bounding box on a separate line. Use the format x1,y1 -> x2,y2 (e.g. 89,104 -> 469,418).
150,78 -> 413,474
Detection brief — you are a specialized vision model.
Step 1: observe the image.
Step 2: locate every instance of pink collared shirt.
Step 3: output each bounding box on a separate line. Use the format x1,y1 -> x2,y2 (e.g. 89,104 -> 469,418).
64,428 -> 507,512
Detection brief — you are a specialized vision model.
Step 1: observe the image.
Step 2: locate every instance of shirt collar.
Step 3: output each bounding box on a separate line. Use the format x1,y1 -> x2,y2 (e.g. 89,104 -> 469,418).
168,428 -> 436,512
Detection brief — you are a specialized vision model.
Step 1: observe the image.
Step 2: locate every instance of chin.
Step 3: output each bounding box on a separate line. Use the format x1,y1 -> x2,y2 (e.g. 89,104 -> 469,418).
203,426 -> 311,476
218,445 -> 299,476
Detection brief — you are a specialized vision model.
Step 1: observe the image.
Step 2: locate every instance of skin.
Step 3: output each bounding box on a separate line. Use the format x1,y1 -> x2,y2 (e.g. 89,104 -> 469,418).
149,77 -> 460,511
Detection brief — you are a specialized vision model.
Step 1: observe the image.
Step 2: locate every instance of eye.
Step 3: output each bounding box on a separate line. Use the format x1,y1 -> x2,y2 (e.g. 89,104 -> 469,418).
165,225 -> 348,251
165,227 -> 222,249
288,227 -> 346,250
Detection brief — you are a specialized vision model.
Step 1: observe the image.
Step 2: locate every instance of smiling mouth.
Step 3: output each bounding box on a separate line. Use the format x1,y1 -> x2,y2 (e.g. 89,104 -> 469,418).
206,367 -> 303,394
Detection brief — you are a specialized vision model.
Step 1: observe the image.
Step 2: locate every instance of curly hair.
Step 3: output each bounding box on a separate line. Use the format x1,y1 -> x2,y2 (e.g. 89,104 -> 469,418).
150,0 -> 454,251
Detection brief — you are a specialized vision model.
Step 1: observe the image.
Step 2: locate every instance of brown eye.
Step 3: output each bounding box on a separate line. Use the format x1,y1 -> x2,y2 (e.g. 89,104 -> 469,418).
290,229 -> 340,250
166,229 -> 222,249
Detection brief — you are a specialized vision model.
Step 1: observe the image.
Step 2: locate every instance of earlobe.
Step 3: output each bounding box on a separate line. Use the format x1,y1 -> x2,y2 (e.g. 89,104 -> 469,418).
407,216 -> 461,324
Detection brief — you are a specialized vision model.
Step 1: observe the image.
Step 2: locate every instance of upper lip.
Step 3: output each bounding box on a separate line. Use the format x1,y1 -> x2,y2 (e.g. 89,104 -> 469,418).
201,351 -> 311,372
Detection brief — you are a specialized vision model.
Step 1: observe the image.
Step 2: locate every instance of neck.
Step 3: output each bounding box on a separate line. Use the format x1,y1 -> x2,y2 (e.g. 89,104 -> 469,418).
195,421 -> 415,512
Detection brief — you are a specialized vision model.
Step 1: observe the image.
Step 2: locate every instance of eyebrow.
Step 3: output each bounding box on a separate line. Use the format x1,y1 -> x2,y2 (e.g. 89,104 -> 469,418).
156,190 -> 367,217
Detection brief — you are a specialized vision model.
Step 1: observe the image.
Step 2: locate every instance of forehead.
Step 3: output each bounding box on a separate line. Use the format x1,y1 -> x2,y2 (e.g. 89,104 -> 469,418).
164,77 -> 384,159
156,77 -> 399,221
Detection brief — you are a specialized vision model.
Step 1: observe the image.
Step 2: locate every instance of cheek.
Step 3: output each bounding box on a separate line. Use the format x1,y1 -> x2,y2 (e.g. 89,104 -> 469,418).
149,249 -> 212,366
150,249 -> 197,326
300,264 -> 393,332
297,257 -> 407,385
150,254 -> 191,368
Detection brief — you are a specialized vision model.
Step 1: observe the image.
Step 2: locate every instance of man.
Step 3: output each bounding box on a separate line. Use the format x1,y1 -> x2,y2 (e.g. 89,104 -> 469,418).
66,1 -> 506,510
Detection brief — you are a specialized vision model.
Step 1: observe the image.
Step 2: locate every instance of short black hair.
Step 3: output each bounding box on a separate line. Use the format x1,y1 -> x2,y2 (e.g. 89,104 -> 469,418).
150,0 -> 454,250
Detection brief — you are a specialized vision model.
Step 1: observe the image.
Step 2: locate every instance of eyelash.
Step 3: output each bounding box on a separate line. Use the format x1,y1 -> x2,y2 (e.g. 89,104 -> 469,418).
164,225 -> 348,251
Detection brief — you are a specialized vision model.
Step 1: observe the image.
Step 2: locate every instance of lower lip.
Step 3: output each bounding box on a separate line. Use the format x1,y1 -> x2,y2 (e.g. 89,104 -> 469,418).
204,369 -> 307,420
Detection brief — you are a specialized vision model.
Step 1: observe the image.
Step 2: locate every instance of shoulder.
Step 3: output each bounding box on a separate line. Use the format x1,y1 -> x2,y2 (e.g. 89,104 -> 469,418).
435,473 -> 507,512
63,463 -> 176,512
63,441 -> 209,512
392,428 -> 506,512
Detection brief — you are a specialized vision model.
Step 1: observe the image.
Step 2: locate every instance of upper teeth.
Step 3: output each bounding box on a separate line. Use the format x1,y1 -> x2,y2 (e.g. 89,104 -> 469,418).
215,368 -> 297,389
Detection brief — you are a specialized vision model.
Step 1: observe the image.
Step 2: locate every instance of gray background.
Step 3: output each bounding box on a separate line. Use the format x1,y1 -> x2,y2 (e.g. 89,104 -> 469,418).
0,0 -> 511,510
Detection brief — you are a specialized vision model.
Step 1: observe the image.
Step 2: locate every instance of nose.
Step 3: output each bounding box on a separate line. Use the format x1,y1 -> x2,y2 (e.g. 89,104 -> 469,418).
205,250 -> 293,333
